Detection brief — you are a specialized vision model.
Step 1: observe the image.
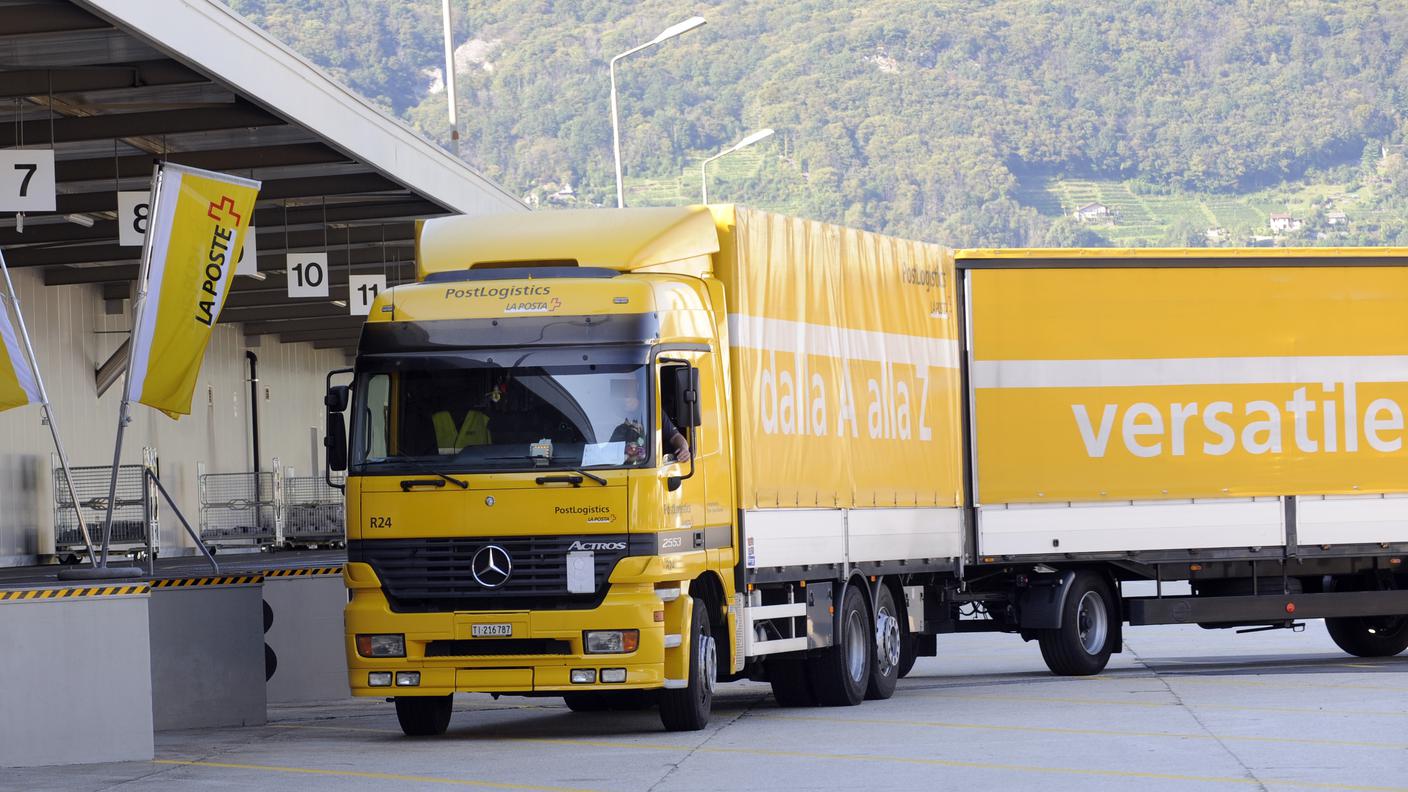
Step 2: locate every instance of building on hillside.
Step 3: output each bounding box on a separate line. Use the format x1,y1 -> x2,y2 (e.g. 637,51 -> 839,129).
1269,213 -> 1302,233
1073,202 -> 1110,222
1205,227 -> 1227,243
1326,211 -> 1348,226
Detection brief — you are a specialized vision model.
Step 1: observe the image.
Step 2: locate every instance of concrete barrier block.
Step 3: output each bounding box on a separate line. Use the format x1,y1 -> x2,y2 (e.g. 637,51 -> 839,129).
264,574 -> 351,703
148,581 -> 266,730
0,591 -> 154,767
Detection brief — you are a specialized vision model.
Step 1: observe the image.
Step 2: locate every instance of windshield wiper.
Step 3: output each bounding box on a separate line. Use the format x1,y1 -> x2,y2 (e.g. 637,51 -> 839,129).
405,466 -> 468,489
572,468 -> 607,486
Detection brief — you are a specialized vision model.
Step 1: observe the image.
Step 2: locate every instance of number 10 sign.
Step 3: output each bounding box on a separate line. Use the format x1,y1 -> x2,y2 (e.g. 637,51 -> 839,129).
285,253 -> 328,297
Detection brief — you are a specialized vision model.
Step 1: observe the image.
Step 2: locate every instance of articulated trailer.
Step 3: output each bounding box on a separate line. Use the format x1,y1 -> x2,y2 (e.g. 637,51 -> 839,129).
325,208 -> 1408,736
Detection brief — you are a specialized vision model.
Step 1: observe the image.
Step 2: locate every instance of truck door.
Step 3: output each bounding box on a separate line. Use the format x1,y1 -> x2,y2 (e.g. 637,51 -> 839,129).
658,351 -> 733,553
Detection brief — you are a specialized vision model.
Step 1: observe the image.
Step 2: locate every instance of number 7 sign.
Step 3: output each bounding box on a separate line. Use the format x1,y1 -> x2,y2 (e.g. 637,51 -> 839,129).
0,150 -> 56,212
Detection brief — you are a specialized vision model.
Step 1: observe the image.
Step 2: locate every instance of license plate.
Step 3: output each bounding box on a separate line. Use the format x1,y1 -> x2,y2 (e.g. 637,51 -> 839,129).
471,623 -> 513,638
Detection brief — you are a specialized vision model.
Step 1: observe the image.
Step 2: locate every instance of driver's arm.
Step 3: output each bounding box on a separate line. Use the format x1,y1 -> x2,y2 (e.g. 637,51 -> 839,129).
663,414 -> 691,463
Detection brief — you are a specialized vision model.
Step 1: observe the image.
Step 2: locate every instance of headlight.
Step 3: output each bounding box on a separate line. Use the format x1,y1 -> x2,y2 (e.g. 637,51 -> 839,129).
583,629 -> 639,654
356,633 -> 406,657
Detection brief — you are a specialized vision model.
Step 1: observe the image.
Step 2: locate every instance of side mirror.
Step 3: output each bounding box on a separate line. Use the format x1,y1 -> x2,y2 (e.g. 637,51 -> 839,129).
323,371 -> 352,488
325,384 -> 350,412
325,412 -> 348,472
671,366 -> 702,428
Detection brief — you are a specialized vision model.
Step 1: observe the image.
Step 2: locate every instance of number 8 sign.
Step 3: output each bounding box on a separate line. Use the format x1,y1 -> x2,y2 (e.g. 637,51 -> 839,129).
286,252 -> 329,298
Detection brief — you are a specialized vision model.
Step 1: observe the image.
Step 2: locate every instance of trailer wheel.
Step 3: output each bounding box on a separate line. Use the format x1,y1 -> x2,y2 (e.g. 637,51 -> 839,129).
659,596 -> 714,731
767,655 -> 815,707
1326,615 -> 1408,658
394,695 -> 453,737
865,585 -> 901,700
1037,572 -> 1116,676
807,582 -> 871,706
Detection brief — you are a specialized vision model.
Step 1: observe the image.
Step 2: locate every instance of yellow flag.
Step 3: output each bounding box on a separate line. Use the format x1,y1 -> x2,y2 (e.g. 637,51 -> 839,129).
125,164 -> 260,416
0,293 -> 41,412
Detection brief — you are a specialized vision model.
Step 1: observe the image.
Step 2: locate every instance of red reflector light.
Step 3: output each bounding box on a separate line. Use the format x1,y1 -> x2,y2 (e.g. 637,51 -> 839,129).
1286,602 -> 1296,614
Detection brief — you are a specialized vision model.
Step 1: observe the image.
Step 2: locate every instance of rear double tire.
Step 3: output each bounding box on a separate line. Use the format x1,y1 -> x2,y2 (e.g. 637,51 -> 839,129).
395,694 -> 453,736
659,596 -> 715,731
865,585 -> 901,700
1037,572 -> 1117,676
807,582 -> 871,706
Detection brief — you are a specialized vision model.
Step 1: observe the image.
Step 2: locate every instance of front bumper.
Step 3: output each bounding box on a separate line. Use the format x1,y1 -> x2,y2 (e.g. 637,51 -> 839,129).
344,565 -> 673,696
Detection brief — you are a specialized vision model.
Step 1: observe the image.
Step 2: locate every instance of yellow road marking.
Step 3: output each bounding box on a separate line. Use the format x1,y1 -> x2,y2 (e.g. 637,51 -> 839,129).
766,713 -> 1408,750
918,690 -> 1408,717
265,722 -> 1408,790
151,760 -> 598,791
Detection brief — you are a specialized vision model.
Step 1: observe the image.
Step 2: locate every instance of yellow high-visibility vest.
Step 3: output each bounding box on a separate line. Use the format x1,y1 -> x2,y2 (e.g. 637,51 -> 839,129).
432,410 -> 491,452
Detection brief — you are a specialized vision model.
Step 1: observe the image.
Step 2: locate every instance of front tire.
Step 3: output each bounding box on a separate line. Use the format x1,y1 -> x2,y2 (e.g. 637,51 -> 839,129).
807,582 -> 870,706
659,596 -> 714,731
1037,572 -> 1116,676
1326,615 -> 1408,657
395,695 -> 453,736
865,585 -> 901,700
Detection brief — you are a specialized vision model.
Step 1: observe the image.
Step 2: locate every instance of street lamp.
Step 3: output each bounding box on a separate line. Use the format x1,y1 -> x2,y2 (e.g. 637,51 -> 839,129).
610,16 -> 706,208
700,128 -> 774,204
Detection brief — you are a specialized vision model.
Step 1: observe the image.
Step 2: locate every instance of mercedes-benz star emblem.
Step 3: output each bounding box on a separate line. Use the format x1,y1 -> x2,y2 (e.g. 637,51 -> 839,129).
471,544 -> 512,588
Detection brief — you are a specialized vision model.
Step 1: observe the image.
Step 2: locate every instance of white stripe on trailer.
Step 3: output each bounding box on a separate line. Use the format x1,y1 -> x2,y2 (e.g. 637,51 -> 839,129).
1297,493 -> 1408,547
976,498 -> 1286,557
728,314 -> 960,370
972,355 -> 1408,390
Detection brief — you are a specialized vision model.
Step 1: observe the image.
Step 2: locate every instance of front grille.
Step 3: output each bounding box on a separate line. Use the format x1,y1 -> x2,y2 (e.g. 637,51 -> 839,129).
348,536 -> 631,613
426,639 -> 572,657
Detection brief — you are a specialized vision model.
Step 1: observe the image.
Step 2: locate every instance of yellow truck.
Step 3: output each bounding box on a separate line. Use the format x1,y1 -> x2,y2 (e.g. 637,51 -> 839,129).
326,210 -> 1408,736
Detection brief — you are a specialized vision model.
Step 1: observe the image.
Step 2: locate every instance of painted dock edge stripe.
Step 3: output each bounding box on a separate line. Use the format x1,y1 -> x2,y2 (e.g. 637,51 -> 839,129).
150,575 -> 264,588
262,566 -> 344,578
0,584 -> 150,601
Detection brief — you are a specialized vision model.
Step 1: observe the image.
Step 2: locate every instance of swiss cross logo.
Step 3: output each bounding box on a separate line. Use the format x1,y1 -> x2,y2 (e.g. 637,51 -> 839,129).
207,195 -> 241,224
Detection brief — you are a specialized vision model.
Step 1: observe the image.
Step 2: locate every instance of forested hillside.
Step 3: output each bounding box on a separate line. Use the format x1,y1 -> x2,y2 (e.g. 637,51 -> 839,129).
227,0 -> 1408,246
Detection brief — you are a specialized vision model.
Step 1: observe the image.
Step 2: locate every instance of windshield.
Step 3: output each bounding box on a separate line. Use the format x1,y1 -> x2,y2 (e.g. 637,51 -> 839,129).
350,350 -> 652,474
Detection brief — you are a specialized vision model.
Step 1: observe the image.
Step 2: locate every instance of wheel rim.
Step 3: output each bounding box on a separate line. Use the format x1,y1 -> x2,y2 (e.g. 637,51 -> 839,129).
845,608 -> 867,682
875,605 -> 901,676
699,632 -> 717,696
1076,590 -> 1109,655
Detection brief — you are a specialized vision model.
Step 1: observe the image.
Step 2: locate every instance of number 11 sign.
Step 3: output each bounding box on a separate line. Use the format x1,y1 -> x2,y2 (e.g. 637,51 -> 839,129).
349,274 -> 387,316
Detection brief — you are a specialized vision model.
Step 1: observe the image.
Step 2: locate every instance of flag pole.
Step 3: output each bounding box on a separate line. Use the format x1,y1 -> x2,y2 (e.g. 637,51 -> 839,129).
96,164 -> 165,573
0,246 -> 98,568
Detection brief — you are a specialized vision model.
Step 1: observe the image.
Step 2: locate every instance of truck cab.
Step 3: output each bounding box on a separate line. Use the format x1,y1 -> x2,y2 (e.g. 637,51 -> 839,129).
329,207 -> 738,733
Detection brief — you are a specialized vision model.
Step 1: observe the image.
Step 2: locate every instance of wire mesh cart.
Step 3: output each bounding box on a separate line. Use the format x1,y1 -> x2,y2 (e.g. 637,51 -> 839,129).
197,459 -> 283,549
282,475 -> 345,547
53,448 -> 158,561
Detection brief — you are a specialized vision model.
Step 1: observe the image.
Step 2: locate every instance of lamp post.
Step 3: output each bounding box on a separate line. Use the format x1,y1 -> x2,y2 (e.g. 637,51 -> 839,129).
610,16 -> 706,208
700,128 -> 774,204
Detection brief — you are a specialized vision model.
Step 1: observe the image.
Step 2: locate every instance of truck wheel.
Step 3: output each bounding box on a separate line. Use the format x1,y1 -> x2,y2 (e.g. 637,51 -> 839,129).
807,583 -> 870,706
394,695 -> 453,736
897,635 -> 918,679
865,586 -> 901,700
659,596 -> 714,731
1326,615 -> 1408,658
1037,572 -> 1116,676
767,655 -> 816,707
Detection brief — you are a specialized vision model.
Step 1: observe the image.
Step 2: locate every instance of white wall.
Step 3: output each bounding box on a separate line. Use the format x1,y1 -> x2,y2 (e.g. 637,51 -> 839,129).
0,267 -> 349,564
